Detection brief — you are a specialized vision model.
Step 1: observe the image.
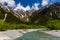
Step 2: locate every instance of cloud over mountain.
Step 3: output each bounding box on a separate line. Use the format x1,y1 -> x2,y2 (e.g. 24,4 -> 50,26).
32,3 -> 40,10
0,0 -> 60,11
0,0 -> 16,7
42,0 -> 49,6
0,0 -> 41,11
14,3 -> 31,11
14,3 -> 40,11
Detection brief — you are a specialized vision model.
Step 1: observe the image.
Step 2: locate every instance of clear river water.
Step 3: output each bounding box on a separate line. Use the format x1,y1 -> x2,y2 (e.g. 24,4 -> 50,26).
16,30 -> 60,40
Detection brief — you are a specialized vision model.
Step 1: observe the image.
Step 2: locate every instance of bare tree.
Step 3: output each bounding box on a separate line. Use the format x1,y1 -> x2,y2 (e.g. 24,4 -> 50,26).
3,13 -> 7,21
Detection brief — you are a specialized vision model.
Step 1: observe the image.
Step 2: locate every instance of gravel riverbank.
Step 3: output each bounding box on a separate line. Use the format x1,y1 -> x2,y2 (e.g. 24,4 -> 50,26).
0,29 -> 60,40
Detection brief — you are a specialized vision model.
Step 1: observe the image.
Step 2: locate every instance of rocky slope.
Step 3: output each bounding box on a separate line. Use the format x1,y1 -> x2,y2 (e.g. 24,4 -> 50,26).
31,2 -> 60,24
0,3 -> 33,23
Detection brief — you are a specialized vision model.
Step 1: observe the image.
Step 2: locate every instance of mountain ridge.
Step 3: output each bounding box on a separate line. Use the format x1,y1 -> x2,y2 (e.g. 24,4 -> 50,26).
0,2 -> 60,23
31,2 -> 60,24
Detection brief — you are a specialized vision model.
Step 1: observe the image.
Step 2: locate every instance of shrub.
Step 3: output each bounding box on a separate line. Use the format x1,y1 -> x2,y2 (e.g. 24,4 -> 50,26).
47,20 -> 60,30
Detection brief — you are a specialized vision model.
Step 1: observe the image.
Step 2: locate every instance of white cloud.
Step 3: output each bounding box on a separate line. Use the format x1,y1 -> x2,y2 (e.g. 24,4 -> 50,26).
42,0 -> 49,6
0,0 -> 15,7
0,0 -> 40,11
32,3 -> 40,10
14,3 -> 40,11
25,5 -> 31,11
14,3 -> 31,11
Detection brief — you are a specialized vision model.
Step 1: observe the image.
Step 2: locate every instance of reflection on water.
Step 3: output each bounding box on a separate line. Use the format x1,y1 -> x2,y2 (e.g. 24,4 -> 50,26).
16,30 -> 60,40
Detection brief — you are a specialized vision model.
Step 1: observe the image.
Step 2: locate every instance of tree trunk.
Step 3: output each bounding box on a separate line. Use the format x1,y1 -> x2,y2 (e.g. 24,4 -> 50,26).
3,13 -> 7,21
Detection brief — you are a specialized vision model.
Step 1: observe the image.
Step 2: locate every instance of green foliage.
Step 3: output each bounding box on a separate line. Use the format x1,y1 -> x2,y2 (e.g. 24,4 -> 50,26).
0,20 -> 45,31
47,20 -> 60,30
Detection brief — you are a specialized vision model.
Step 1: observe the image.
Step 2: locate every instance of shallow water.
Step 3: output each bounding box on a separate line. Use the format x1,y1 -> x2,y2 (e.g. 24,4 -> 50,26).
16,30 -> 60,40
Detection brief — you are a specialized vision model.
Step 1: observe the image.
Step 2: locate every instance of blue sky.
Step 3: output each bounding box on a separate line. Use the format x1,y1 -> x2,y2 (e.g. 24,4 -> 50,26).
14,0 -> 60,6
0,0 -> 60,11
14,0 -> 42,7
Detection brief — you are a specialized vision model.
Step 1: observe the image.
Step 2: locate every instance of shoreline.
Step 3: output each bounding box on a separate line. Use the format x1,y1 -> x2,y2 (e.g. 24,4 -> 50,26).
0,29 -> 60,40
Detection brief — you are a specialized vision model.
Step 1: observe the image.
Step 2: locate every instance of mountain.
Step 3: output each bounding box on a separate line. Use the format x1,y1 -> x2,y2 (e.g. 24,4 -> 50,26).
0,2 -> 60,24
0,3 -> 34,23
31,2 -> 60,24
